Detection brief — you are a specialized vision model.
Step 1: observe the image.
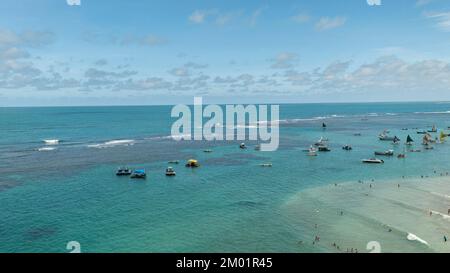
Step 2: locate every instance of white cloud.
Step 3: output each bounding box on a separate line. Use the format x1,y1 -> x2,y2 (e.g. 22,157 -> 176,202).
424,11 -> 450,31
367,0 -> 381,6
250,7 -> 266,26
189,10 -> 212,24
0,29 -> 55,47
270,52 -> 299,69
215,11 -> 243,26
168,67 -> 190,77
82,31 -> 166,46
315,16 -> 347,31
66,0 -> 81,6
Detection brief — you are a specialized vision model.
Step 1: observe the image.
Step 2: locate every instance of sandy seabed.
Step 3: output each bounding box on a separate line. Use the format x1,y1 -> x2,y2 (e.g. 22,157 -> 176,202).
282,176 -> 450,253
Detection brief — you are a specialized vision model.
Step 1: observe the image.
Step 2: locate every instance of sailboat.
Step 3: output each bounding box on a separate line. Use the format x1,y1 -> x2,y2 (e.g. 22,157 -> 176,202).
379,130 -> 398,141
406,135 -> 414,146
422,133 -> 432,146
428,125 -> 437,133
440,131 -> 449,143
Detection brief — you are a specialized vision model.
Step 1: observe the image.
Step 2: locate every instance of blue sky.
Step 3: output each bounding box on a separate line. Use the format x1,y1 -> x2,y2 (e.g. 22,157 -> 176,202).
1,0 -> 450,106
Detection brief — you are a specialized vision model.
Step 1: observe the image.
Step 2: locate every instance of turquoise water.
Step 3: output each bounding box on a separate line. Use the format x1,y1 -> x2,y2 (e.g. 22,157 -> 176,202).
1,102 -> 450,253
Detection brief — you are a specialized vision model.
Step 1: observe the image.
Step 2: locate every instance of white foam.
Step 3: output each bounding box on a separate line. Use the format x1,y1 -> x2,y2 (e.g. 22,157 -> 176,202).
407,233 -> 429,245
431,210 -> 450,220
43,139 -> 59,145
430,191 -> 450,200
88,139 -> 135,148
414,111 -> 450,114
38,147 -> 57,151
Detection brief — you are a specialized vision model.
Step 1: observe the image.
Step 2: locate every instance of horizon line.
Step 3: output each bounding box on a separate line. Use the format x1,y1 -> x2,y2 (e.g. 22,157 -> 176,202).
1,99 -> 450,108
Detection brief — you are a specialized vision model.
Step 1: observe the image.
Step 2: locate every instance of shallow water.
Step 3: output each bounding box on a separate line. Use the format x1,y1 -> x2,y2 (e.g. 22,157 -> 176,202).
1,102 -> 450,252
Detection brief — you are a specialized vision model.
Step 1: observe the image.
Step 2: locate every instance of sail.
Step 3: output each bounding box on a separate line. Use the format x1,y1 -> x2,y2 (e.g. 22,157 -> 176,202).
406,135 -> 413,143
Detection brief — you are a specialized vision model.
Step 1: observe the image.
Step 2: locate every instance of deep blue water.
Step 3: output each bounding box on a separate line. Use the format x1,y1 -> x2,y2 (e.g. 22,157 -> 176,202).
1,102 -> 450,252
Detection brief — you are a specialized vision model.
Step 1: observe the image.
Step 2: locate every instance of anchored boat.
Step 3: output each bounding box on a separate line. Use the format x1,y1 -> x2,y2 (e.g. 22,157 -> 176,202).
342,145 -> 352,151
362,158 -> 384,164
116,167 -> 132,176
130,169 -> 146,179
308,146 -> 318,156
185,159 -> 200,168
374,150 -> 394,156
165,167 -> 176,176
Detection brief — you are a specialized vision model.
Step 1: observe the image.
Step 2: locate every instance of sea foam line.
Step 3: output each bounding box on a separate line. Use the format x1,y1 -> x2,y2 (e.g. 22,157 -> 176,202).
87,139 -> 136,148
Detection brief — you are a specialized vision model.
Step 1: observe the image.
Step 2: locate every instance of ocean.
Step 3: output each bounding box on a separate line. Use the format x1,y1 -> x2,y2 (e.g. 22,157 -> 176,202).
1,102 -> 450,253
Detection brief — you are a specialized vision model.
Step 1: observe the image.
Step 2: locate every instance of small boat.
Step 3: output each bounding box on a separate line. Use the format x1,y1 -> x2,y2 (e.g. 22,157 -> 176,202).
185,159 -> 200,168
406,135 -> 414,145
165,167 -> 176,176
379,134 -> 399,141
308,146 -> 317,156
374,150 -> 394,156
260,163 -> 273,167
318,146 -> 331,152
353,133 -> 362,136
203,149 -> 213,153
417,131 -> 427,134
401,128 -> 408,131
168,160 -> 179,164
43,139 -> 59,145
397,154 -> 406,158
239,143 -> 247,149
130,169 -> 146,179
409,149 -> 421,152
314,137 -> 328,146
424,146 -> 434,150
116,167 -> 132,176
362,158 -> 384,164
428,125 -> 437,133
342,145 -> 352,151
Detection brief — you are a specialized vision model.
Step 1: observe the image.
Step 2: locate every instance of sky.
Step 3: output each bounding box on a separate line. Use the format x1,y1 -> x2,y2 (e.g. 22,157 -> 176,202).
1,0 -> 450,106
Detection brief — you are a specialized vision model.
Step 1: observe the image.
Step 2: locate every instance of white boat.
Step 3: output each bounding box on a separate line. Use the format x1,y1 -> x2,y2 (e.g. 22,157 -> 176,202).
43,139 -> 59,145
308,146 -> 317,156
314,137 -> 328,146
374,149 -> 394,156
165,167 -> 176,176
259,163 -> 273,167
362,158 -> 384,164
239,143 -> 247,149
